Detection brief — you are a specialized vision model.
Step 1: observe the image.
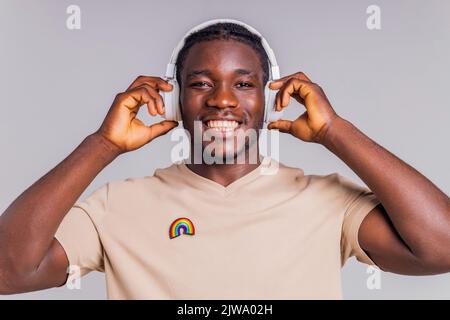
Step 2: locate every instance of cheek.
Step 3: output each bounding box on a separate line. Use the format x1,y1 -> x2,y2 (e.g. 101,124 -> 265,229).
180,90 -> 203,119
238,92 -> 265,118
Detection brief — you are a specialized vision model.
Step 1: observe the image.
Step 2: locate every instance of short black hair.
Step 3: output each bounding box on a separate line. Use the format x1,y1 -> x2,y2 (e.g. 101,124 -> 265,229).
175,22 -> 270,87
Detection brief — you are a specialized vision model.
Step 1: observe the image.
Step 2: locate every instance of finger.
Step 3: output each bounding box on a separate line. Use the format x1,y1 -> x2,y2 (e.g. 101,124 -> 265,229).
275,81 -> 293,110
280,71 -> 312,83
148,86 -> 165,115
125,86 -> 158,116
127,76 -> 170,91
135,83 -> 165,115
282,83 -> 292,108
147,120 -> 179,141
274,78 -> 311,111
281,78 -> 317,108
267,120 -> 293,134
127,76 -> 173,92
269,72 -> 312,90
275,87 -> 304,111
295,72 -> 312,82
120,87 -> 152,112
275,90 -> 282,111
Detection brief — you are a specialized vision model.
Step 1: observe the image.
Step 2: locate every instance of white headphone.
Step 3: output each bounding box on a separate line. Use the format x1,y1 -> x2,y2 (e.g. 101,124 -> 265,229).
161,18 -> 283,123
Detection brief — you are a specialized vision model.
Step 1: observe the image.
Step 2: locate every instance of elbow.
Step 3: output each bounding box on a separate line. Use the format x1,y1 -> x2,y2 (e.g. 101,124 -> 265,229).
0,268 -> 22,295
409,230 -> 450,274
0,271 -> 15,295
0,261 -> 30,295
429,258 -> 450,274
0,284 -> 12,295
415,251 -> 450,275
0,270 -> 31,295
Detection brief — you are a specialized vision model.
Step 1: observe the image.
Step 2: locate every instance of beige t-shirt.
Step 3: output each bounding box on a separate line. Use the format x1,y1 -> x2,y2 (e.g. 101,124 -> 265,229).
55,156 -> 380,299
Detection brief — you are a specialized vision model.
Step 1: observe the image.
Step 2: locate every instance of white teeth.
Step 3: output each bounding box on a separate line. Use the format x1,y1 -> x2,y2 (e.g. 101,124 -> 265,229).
206,120 -> 239,129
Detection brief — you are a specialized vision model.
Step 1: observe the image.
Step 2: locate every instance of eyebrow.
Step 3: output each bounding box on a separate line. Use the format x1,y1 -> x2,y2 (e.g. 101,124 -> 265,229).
234,68 -> 254,76
186,68 -> 256,79
186,69 -> 212,79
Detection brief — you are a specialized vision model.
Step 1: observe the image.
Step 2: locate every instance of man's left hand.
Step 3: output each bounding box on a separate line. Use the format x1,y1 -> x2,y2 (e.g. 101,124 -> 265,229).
268,72 -> 340,144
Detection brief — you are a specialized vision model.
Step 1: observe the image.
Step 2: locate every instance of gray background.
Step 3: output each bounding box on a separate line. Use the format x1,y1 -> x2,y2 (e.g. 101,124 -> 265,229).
1,0 -> 449,299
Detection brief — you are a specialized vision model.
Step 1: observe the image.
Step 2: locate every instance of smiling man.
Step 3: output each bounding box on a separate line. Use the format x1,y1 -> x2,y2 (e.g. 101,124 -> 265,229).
0,21 -> 449,299
179,33 -> 268,185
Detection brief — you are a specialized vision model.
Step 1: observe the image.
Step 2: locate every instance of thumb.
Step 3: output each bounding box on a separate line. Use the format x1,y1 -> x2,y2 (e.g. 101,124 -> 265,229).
267,120 -> 293,134
146,120 -> 179,141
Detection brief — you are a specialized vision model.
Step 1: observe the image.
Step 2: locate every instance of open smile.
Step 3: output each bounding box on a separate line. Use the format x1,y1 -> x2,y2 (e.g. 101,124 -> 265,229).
201,118 -> 244,137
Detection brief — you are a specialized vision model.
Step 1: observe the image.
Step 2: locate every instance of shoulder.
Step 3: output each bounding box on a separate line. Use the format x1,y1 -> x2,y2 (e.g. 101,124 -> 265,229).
272,159 -> 343,187
275,160 -> 366,201
107,162 -> 179,192
304,172 -> 372,208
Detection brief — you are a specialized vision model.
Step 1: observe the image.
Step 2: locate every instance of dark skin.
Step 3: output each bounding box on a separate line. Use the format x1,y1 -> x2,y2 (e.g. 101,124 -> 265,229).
180,40 -> 265,186
1,38 -> 449,295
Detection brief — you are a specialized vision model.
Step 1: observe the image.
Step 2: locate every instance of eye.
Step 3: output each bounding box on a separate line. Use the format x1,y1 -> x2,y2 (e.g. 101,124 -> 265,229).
236,81 -> 253,88
190,81 -> 212,88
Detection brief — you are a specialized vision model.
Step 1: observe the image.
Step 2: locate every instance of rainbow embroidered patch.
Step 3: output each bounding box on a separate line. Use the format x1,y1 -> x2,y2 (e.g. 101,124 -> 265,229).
169,217 -> 195,239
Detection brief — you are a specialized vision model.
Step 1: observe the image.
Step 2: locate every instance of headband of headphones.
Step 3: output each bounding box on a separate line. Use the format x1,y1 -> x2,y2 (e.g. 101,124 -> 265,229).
164,18 -> 280,81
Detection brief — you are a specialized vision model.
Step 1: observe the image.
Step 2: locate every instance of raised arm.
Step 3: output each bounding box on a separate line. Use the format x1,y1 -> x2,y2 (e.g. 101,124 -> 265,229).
268,71 -> 450,275
0,76 -> 178,294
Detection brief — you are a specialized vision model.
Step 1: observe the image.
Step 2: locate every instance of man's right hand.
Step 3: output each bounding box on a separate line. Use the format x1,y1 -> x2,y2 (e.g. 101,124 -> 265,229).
0,76 -> 181,295
95,76 -> 179,154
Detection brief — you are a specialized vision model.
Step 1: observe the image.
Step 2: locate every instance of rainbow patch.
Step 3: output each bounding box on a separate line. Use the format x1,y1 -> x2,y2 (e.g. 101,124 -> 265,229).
169,217 -> 195,239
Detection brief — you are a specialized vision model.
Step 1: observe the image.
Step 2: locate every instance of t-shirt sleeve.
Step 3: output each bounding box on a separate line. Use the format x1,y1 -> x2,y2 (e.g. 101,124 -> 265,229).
54,183 -> 109,284
338,175 -> 381,267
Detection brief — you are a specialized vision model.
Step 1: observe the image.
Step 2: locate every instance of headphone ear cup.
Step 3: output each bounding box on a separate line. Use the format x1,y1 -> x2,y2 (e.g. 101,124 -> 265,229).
162,79 -> 182,121
264,83 -> 284,123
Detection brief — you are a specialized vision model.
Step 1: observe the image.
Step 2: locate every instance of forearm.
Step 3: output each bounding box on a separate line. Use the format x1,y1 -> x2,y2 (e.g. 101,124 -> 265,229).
0,132 -> 120,274
321,117 -> 450,259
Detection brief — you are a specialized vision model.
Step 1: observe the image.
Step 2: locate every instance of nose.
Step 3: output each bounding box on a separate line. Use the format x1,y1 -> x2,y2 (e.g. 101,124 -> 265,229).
206,83 -> 238,110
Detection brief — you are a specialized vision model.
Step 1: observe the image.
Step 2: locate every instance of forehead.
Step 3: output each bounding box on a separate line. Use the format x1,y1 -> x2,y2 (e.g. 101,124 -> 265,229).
182,39 -> 263,77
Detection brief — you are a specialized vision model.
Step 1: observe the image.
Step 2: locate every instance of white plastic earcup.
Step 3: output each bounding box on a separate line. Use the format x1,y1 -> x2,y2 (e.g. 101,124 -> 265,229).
161,79 -> 182,121
264,83 -> 284,123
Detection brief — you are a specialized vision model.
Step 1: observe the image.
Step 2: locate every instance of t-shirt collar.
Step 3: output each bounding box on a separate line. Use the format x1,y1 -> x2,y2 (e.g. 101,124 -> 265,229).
177,155 -> 273,195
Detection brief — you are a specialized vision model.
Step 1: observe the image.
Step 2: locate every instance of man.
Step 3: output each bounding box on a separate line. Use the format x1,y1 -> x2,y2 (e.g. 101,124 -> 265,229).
0,22 -> 449,299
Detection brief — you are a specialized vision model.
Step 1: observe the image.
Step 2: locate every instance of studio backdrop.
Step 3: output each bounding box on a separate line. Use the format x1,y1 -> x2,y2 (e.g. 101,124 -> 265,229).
0,0 -> 449,299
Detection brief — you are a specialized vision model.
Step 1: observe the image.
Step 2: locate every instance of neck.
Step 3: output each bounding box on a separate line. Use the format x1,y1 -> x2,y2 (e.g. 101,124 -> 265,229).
186,144 -> 262,187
